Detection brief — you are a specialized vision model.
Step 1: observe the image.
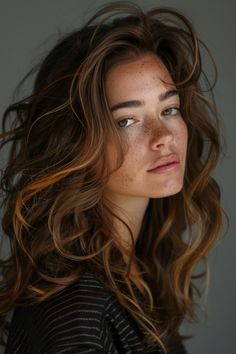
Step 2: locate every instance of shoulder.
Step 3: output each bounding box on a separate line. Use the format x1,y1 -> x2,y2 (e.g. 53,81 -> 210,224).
40,271 -> 112,316
27,272 -> 111,328
30,271 -> 113,329
6,272 -> 187,354
6,272 -> 114,353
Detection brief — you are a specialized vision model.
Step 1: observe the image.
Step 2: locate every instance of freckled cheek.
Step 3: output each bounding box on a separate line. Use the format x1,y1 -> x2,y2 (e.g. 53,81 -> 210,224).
110,143 -> 143,185
119,148 -> 141,175
112,171 -> 135,187
176,124 -> 188,162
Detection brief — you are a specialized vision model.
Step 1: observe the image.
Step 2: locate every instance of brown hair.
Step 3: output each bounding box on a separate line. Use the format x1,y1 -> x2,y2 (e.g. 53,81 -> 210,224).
0,2 -> 225,352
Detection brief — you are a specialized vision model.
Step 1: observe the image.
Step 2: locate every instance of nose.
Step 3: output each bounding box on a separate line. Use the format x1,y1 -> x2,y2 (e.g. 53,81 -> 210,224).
148,120 -> 173,150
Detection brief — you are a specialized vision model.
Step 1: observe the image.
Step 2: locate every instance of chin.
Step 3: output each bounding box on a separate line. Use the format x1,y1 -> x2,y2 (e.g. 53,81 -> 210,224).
150,181 -> 184,198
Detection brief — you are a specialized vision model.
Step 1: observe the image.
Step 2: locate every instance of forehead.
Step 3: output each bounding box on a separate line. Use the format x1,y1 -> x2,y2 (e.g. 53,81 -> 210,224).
105,53 -> 175,102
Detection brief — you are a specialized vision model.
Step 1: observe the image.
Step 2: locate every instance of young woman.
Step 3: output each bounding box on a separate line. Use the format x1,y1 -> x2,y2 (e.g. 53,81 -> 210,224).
0,2 -> 224,353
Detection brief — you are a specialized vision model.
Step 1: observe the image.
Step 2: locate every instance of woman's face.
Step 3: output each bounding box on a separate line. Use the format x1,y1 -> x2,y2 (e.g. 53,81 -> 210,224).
104,53 -> 188,200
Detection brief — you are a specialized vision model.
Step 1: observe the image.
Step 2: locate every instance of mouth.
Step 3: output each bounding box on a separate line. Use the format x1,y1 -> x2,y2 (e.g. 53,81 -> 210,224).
147,154 -> 180,173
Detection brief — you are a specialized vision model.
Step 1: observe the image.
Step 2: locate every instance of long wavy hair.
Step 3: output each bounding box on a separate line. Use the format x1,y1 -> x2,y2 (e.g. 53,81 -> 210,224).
0,1 -> 224,352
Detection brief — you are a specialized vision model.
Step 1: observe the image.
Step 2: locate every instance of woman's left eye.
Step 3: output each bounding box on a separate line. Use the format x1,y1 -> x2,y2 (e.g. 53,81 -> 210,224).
162,107 -> 181,116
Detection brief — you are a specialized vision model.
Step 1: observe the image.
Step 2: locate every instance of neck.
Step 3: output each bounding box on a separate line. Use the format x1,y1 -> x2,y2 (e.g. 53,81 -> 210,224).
104,192 -> 149,257
103,193 -> 150,295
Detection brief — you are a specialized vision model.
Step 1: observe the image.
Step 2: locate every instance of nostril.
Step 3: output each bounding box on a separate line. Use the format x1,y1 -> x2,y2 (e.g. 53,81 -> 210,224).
155,142 -> 165,148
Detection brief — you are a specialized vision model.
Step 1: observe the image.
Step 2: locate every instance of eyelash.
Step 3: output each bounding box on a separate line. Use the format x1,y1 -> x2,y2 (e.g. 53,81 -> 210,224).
162,107 -> 181,116
116,107 -> 181,128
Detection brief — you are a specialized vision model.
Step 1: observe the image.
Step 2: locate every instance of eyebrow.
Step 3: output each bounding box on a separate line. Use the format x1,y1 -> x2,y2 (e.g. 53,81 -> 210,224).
110,90 -> 179,112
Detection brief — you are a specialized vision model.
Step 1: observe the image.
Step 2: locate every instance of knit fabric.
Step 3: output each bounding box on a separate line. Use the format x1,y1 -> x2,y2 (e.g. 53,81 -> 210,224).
5,272 -> 187,354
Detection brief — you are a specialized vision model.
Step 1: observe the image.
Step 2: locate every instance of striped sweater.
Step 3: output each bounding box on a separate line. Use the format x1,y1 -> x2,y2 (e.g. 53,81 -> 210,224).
5,272 -> 187,354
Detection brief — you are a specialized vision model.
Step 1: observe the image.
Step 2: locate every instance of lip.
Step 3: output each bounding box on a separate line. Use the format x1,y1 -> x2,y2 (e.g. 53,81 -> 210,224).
147,154 -> 180,173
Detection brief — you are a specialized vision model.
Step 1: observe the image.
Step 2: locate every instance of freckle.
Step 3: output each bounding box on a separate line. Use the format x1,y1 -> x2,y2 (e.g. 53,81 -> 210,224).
117,172 -> 134,186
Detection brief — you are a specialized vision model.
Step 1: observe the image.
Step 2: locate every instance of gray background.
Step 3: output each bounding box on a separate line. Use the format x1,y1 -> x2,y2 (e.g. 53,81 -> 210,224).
0,0 -> 235,353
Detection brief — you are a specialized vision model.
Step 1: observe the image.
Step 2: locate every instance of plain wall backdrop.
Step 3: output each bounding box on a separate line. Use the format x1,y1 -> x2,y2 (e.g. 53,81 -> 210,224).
0,0 -> 235,353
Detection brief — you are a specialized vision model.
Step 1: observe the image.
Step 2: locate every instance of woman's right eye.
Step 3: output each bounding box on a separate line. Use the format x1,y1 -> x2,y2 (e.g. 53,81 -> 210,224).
117,117 -> 135,128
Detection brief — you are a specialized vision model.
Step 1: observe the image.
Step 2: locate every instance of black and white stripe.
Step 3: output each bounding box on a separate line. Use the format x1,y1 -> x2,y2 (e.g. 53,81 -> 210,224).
5,272 -> 186,354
